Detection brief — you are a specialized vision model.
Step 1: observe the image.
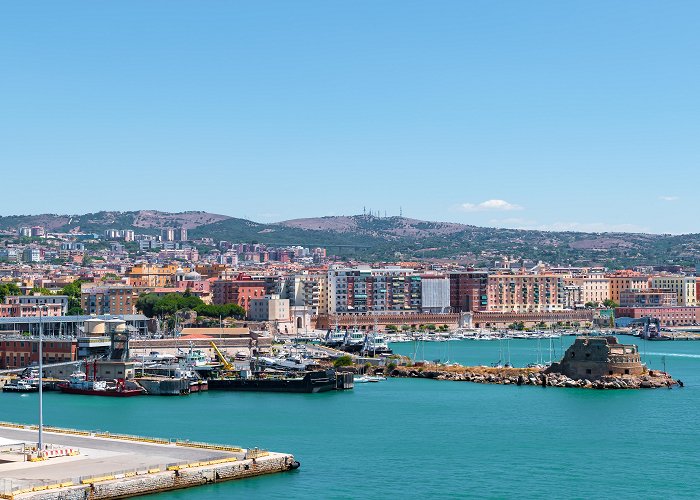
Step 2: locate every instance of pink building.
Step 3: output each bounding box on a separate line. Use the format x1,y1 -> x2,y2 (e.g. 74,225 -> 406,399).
616,307 -> 700,327
0,296 -> 64,318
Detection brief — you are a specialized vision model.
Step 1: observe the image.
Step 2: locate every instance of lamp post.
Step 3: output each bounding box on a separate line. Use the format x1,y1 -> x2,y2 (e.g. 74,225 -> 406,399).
33,305 -> 48,451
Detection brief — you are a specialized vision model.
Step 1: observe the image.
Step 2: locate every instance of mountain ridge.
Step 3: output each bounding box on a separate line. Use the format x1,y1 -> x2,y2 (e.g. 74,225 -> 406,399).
0,211 -> 697,267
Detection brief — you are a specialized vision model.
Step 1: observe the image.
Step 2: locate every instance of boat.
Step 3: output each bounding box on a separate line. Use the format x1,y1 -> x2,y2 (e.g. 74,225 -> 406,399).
324,328 -> 347,348
208,369 -> 338,393
58,371 -> 144,397
362,332 -> 392,356
2,379 -> 39,393
342,328 -> 366,353
354,374 -> 385,383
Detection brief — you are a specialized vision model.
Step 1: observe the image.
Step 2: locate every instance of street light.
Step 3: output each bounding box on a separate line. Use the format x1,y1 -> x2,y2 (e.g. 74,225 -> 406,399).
32,304 -> 48,451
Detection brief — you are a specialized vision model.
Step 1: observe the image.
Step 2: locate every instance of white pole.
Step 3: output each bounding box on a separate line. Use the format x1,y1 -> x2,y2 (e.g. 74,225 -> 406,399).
38,307 -> 44,451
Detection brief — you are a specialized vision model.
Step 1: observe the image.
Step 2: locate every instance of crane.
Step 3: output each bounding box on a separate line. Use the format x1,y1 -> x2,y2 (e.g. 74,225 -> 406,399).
210,341 -> 233,371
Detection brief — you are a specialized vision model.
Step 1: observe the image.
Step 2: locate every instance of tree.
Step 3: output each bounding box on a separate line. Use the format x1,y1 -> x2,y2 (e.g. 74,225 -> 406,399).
333,355 -> 354,368
61,279 -> 85,315
31,286 -> 53,296
0,282 -> 21,302
385,324 -> 398,332
603,299 -> 619,309
584,301 -> 599,309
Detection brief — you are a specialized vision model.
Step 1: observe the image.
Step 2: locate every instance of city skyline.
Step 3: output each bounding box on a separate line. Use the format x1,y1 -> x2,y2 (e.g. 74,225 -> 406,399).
2,1 -> 699,233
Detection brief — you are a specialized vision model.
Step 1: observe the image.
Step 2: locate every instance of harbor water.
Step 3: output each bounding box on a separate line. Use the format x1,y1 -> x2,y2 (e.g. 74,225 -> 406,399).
2,335 -> 700,499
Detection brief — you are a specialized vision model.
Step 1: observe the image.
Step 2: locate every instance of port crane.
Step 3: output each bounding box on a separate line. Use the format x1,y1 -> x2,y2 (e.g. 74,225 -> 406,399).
210,341 -> 234,371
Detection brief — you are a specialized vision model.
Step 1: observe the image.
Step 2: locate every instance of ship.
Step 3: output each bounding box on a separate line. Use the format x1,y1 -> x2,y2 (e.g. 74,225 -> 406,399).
208,369 -> 339,393
58,371 -> 144,397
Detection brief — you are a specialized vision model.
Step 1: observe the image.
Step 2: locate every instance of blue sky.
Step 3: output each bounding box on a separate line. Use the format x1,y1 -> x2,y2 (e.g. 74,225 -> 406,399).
1,1 -> 698,234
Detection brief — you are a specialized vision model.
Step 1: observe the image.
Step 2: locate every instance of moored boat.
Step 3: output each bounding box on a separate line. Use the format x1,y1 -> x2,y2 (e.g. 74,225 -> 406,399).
209,369 -> 338,393
58,371 -> 143,397
2,379 -> 39,393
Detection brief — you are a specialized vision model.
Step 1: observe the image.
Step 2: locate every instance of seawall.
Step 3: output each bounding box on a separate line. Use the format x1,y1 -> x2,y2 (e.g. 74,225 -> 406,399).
13,453 -> 297,500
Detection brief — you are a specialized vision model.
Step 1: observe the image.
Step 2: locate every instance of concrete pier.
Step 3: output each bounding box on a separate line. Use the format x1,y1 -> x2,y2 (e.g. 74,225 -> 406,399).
0,423 -> 297,499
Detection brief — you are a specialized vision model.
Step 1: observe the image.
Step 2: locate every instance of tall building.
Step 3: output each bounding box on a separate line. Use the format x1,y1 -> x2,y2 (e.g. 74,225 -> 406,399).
449,271 -> 489,312
175,228 -> 188,241
22,247 -> 42,263
327,266 -> 422,314
161,228 -> 175,242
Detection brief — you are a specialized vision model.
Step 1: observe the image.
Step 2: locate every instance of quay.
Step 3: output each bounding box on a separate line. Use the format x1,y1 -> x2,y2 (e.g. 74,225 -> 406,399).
0,423 -> 298,500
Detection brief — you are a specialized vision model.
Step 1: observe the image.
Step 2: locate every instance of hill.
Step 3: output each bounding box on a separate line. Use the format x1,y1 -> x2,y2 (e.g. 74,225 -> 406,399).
1,211 -> 698,267
0,211 -> 230,235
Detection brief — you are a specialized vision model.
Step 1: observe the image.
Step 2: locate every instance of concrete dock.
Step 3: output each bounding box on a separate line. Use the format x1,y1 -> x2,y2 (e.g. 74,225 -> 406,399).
0,423 -> 298,499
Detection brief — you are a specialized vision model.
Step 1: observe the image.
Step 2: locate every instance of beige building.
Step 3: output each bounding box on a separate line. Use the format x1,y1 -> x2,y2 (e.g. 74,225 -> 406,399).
248,294 -> 290,322
487,274 -> 564,313
650,276 -> 697,306
581,275 -> 611,305
290,273 -> 328,315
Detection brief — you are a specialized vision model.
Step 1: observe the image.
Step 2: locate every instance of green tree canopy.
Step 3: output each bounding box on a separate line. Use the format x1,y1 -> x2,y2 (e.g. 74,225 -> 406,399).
135,292 -> 245,320
0,282 -> 21,302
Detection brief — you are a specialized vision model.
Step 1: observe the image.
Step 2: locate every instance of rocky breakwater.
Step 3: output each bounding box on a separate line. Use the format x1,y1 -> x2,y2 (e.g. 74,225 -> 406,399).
389,365 -> 678,390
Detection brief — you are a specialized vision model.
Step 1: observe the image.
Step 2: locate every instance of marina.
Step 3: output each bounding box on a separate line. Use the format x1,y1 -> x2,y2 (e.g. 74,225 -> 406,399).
2,334 -> 700,500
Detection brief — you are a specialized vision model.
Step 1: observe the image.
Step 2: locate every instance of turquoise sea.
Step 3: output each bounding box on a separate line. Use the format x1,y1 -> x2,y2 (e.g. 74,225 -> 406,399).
2,335 -> 699,499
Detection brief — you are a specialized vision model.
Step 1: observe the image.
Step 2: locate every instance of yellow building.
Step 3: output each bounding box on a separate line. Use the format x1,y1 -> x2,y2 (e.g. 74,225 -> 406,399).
650,276 -> 697,306
127,264 -> 186,288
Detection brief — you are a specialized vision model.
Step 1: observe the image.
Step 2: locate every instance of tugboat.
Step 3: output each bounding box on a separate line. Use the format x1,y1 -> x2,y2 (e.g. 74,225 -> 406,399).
361,332 -> 392,357
59,371 -> 144,397
2,379 -> 39,393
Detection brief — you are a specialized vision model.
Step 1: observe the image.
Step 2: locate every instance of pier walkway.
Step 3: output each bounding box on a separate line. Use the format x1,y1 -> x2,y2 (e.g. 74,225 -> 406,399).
0,424 -> 295,499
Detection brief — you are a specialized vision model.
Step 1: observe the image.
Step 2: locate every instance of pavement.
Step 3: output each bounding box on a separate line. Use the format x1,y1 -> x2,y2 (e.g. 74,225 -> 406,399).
0,426 -> 242,491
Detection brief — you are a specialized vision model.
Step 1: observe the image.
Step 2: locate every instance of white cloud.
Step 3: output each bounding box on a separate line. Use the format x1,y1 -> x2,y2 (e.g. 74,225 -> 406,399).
658,196 -> 679,202
458,199 -> 523,212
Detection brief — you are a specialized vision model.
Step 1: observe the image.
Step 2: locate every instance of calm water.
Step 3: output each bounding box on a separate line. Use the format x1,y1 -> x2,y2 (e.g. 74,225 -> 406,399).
2,335 -> 699,499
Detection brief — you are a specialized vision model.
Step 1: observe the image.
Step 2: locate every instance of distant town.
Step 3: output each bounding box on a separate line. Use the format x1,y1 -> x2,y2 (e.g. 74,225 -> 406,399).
0,221 -> 697,370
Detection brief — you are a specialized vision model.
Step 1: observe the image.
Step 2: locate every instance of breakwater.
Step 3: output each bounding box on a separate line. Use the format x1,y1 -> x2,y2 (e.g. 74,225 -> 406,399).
388,365 -> 678,389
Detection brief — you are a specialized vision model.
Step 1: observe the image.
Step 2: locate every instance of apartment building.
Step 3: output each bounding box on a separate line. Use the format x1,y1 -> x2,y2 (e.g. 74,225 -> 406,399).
487,273 -> 564,313
650,276 -> 697,307
0,295 -> 68,318
327,266 -> 421,314
449,271 -> 489,312
212,274 -> 268,311
81,286 -> 137,315
606,272 -> 649,304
